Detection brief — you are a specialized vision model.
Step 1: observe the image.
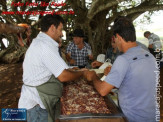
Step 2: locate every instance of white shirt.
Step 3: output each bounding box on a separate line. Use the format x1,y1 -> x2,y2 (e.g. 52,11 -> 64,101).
148,33 -> 162,50
18,32 -> 69,109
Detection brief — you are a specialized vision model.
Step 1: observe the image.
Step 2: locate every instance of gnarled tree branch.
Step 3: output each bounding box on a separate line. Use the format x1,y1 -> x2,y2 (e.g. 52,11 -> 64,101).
0,22 -> 25,34
87,0 -> 125,20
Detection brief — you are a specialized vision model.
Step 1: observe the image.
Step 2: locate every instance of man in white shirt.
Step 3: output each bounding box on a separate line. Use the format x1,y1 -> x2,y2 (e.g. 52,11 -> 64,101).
144,31 -> 162,59
18,15 -> 89,122
144,31 -> 162,50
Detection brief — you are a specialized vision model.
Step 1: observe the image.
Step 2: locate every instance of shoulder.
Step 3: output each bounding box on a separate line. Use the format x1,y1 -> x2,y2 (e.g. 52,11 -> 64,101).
150,33 -> 160,39
106,47 -> 113,52
118,49 -> 140,65
152,33 -> 159,37
105,48 -> 112,56
152,33 -> 161,41
84,42 -> 91,48
67,41 -> 74,45
67,42 -> 75,48
29,37 -> 45,52
115,55 -> 128,64
123,46 -> 154,63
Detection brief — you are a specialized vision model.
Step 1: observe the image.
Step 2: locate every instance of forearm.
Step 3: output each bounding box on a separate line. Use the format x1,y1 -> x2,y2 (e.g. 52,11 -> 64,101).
58,69 -> 83,82
89,55 -> 94,60
66,53 -> 72,62
148,44 -> 153,49
92,76 -> 114,96
91,61 -> 103,68
97,62 -> 103,67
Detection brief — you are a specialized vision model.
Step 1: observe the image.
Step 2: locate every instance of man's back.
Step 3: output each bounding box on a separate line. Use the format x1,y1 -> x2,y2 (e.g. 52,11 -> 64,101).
119,46 -> 156,121
105,46 -> 156,122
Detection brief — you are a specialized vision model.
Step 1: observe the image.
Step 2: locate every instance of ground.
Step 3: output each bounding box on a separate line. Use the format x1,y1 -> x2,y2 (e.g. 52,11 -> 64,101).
0,63 -> 23,122
0,63 -> 163,122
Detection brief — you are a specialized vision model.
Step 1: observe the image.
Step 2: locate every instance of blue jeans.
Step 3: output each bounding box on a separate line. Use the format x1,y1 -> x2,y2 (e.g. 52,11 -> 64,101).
27,105 -> 48,122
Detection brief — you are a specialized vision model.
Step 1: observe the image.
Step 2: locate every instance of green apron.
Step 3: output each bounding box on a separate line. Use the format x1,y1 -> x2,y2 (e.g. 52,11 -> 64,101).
36,75 -> 63,122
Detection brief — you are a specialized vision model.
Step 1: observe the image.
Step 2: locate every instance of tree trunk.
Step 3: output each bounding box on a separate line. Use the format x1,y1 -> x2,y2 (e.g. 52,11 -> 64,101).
0,35 -> 27,64
0,22 -> 25,34
0,47 -> 27,63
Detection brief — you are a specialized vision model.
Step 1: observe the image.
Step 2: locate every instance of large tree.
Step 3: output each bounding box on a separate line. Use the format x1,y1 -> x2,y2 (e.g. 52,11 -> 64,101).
66,0 -> 163,55
0,0 -> 163,63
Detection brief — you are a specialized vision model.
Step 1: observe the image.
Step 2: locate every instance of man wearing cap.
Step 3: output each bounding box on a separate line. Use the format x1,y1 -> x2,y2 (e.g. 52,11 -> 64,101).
66,29 -> 93,68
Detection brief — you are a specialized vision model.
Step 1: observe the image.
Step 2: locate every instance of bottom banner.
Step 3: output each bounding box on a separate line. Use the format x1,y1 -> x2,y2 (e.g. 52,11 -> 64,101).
1,108 -> 26,121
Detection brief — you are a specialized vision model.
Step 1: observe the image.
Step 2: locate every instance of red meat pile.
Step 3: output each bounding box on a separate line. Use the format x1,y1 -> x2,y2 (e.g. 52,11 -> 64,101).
61,78 -> 111,115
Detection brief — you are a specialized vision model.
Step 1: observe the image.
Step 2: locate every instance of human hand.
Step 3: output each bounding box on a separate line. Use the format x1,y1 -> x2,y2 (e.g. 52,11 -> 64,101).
72,67 -> 80,70
104,66 -> 112,76
91,61 -> 103,68
69,59 -> 76,65
83,70 -> 98,81
88,55 -> 93,60
79,68 -> 88,71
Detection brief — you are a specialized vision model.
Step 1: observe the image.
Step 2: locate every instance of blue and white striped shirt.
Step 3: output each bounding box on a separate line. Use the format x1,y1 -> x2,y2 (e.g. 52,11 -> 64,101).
18,32 -> 68,109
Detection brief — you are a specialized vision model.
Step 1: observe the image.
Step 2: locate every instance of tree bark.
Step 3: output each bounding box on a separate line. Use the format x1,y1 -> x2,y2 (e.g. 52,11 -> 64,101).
0,22 -> 25,34
0,0 -> 163,63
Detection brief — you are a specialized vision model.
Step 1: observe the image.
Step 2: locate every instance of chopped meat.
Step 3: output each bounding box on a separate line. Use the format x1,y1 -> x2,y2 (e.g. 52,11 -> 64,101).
61,78 -> 111,115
